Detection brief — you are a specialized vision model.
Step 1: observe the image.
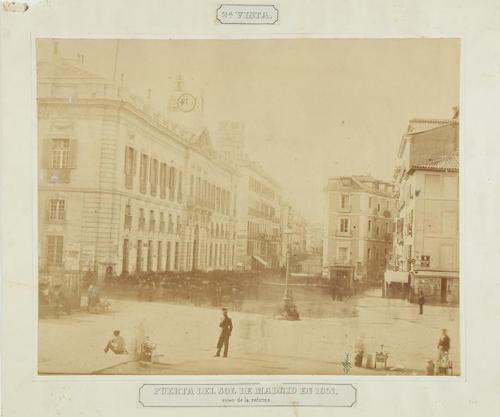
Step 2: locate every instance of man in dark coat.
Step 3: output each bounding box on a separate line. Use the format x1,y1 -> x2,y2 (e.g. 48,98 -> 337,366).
438,329 -> 450,355
418,290 -> 425,315
214,307 -> 233,358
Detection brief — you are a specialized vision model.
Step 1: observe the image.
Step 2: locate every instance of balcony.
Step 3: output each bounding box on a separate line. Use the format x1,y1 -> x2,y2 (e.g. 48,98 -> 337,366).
335,230 -> 353,238
124,215 -> 132,230
46,168 -> 71,184
248,207 -> 279,223
332,259 -> 355,267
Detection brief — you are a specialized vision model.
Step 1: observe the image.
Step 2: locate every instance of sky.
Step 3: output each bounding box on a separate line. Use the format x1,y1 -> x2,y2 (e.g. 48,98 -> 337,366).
37,38 -> 460,223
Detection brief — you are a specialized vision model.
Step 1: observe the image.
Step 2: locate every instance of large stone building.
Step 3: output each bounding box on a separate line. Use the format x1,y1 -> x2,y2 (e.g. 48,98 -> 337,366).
236,160 -> 282,270
392,115 -> 459,304
38,57 -> 238,281
323,176 -> 396,286
217,123 -> 283,270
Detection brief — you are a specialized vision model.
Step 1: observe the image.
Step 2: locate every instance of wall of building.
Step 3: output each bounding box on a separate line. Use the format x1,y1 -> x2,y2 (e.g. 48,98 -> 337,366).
38,71 -> 237,279
323,178 -> 395,282
413,170 -> 459,271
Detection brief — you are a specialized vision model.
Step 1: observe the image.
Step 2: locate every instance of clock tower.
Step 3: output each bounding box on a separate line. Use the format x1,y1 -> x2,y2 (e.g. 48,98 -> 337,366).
167,75 -> 204,130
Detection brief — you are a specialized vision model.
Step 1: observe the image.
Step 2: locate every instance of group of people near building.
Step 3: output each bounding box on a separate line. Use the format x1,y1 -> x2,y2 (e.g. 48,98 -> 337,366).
38,282 -> 71,318
96,269 -> 263,311
353,329 -> 453,375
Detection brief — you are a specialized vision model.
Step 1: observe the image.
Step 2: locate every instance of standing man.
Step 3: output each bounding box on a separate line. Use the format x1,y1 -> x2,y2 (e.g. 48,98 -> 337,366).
418,290 -> 425,315
437,328 -> 450,357
214,307 -> 233,358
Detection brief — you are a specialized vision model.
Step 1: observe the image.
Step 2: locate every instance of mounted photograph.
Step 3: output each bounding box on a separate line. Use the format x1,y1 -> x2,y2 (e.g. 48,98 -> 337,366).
36,38 -> 460,376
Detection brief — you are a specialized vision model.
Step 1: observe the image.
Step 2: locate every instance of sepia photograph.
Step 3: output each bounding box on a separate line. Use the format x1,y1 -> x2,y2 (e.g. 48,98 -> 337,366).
36,38 -> 460,376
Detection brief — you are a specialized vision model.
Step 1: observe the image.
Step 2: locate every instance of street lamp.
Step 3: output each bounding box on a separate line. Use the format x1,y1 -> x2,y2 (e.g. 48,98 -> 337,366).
282,228 -> 294,311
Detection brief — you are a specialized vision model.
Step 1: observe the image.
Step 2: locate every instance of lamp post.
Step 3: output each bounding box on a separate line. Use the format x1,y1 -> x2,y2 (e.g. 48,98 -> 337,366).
282,229 -> 293,309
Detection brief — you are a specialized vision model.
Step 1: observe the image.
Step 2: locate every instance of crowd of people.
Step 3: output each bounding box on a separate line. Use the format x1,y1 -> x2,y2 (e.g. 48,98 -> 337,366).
84,268 -> 265,312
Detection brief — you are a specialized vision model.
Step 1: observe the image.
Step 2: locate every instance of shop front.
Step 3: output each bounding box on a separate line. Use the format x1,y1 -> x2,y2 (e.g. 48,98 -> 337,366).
410,270 -> 459,305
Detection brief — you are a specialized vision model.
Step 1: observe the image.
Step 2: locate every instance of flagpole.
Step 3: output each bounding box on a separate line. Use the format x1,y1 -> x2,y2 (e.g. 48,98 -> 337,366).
112,39 -> 120,82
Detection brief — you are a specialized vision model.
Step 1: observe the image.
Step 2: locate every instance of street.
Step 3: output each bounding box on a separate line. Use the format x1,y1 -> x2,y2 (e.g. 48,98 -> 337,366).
38,288 -> 459,375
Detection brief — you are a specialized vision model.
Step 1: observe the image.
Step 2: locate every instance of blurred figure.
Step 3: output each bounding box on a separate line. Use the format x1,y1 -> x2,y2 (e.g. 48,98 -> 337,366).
87,283 -> 100,312
140,336 -> 156,362
354,336 -> 365,367
50,284 -> 71,318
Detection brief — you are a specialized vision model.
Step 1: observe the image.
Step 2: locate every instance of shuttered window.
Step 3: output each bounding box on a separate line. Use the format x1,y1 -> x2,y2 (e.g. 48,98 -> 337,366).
47,235 -> 64,265
51,139 -> 70,169
49,199 -> 65,220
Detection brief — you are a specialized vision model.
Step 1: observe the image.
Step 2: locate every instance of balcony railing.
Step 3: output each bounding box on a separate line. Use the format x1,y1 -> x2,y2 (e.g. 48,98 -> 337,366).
335,230 -> 353,237
332,259 -> 355,266
47,168 -> 71,184
248,207 -> 279,223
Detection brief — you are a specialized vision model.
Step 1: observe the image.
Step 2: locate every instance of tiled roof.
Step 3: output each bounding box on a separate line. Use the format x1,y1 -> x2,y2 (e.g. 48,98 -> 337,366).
411,153 -> 459,171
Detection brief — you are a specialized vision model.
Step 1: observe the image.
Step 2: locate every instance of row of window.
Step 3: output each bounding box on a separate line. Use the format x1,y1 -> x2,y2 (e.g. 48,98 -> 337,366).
122,239 -> 234,272
189,174 -> 233,216
339,194 -> 392,212
338,217 -> 392,237
124,205 -> 182,235
124,146 -> 183,202
124,204 -> 235,239
250,199 -> 277,220
336,246 -> 388,263
249,176 -> 276,201
125,146 -> 234,217
46,234 -> 235,270
247,221 -> 279,239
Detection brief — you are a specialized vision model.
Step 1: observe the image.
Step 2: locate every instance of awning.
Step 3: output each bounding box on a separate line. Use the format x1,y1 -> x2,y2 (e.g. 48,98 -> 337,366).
413,270 -> 459,279
253,255 -> 268,267
384,271 -> 409,284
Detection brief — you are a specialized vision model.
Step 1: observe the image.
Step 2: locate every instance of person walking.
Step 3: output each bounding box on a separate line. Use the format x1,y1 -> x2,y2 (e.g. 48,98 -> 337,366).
418,290 -> 425,315
214,307 -> 233,358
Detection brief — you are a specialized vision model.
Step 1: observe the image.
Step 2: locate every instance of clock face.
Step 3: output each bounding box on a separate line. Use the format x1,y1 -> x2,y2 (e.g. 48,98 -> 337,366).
177,93 -> 196,112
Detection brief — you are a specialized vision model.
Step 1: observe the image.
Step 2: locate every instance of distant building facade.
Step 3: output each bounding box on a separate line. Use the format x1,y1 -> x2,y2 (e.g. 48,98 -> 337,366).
235,161 -> 282,270
392,116 -> 459,304
281,202 -> 308,259
217,123 -> 283,270
323,176 -> 396,285
306,222 -> 323,254
38,58 -> 237,281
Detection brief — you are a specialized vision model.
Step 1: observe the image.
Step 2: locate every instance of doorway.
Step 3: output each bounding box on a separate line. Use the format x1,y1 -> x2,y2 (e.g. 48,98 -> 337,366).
440,278 -> 448,303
